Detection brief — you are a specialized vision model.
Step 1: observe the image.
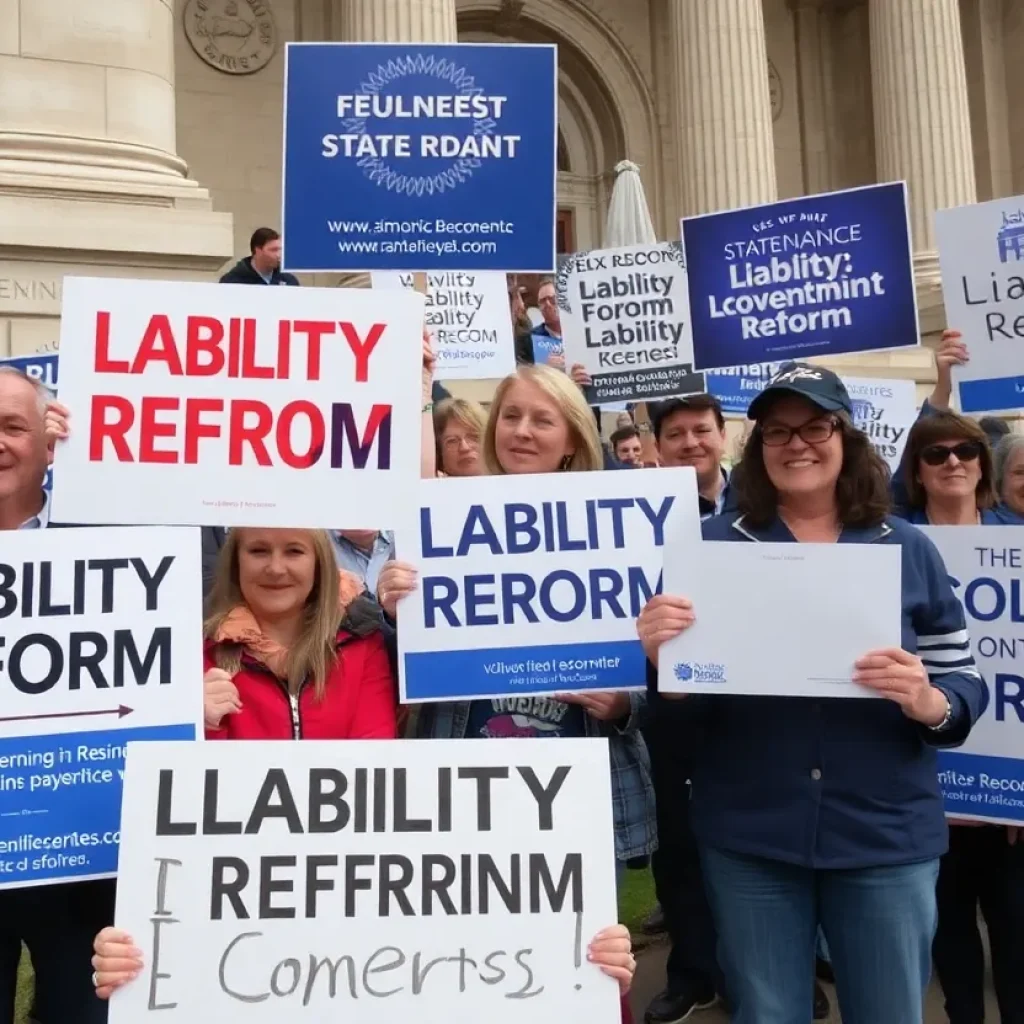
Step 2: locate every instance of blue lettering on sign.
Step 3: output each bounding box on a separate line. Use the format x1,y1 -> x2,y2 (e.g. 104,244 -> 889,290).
674,662 -> 727,684
282,43 -> 557,273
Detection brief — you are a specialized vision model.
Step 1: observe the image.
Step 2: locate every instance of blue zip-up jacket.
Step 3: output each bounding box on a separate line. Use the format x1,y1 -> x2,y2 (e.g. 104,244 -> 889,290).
647,511 -> 986,870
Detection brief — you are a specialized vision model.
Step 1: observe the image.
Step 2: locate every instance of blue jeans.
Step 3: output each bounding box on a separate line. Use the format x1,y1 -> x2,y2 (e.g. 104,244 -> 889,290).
700,847 -> 939,1024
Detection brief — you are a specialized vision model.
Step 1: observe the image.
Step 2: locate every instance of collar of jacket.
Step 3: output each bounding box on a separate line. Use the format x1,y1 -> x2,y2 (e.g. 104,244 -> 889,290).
729,513 -> 893,545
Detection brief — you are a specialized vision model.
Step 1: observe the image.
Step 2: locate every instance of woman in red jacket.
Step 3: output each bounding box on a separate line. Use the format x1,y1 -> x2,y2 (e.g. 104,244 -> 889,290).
202,526 -> 396,740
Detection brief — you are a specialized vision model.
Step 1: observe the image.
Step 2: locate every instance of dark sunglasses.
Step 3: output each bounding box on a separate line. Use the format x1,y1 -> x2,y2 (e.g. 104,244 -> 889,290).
919,441 -> 983,466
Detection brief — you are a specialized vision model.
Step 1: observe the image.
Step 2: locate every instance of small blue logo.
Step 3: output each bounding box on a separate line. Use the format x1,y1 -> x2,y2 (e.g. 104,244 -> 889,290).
997,210 -> 1024,264
674,662 -> 727,684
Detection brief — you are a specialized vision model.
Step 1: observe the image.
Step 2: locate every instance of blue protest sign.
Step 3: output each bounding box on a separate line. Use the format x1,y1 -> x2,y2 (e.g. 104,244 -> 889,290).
0,528 -> 203,888
682,182 -> 919,371
1,353 -> 58,492
282,43 -> 557,273
704,362 -> 782,416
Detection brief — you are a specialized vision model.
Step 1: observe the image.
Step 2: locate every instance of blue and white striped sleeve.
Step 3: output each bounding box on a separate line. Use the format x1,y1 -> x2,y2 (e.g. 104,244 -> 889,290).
911,532 -> 985,747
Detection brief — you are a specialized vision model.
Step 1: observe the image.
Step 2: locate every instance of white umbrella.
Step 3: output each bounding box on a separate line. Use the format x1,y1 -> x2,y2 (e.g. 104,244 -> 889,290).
603,159 -> 657,247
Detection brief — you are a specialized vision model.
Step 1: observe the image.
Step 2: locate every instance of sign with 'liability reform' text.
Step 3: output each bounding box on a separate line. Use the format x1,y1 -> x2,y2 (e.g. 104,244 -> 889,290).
109,739 -> 620,1024
52,277 -> 424,528
0,528 -> 203,889
396,469 -> 700,702
558,242 -> 701,403
921,526 -> 1024,825
373,271 -> 515,380
938,194 -> 1024,414
283,43 -> 558,273
682,182 -> 919,371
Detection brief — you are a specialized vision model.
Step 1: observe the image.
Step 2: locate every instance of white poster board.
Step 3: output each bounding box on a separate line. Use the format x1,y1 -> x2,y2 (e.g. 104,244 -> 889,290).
52,277 -> 425,528
921,526 -> 1024,825
373,272 -> 515,380
937,195 -> 1024,414
558,242 -> 700,403
0,527 -> 203,889
109,739 -> 620,1024
396,469 -> 700,702
659,541 -> 902,697
844,376 -> 916,472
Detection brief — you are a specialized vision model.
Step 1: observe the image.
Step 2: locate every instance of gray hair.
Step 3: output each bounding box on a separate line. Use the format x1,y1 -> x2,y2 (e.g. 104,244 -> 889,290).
0,366 -> 53,418
993,432 -> 1024,496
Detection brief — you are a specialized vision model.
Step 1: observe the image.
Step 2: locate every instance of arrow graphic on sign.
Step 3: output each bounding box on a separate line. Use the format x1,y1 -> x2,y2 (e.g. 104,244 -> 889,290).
0,706 -> 134,724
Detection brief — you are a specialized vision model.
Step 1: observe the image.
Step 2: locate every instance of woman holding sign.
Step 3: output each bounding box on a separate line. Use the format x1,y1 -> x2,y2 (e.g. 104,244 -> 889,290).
378,364 -> 657,889
637,364 -> 986,1024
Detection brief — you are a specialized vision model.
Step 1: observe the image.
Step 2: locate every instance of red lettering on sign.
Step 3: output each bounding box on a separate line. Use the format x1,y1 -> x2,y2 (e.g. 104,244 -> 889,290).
339,322 -> 385,383
184,398 -> 224,463
186,317 -> 226,376
134,316 -> 184,375
138,396 -> 179,464
90,395 -> 135,461
276,401 -> 326,469
94,312 -> 130,374
229,400 -> 273,466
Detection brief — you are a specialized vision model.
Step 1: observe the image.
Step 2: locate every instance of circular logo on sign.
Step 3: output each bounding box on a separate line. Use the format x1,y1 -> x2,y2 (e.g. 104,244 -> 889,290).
768,59 -> 783,122
183,0 -> 277,76
340,55 -> 498,197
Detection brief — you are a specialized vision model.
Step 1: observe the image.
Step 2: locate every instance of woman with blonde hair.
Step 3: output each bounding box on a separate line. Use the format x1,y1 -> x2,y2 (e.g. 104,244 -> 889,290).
378,363 -> 656,908
434,397 -> 487,477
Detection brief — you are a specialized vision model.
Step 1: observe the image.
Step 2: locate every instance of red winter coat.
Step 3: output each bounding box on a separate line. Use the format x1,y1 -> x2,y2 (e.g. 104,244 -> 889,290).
204,627 -> 396,741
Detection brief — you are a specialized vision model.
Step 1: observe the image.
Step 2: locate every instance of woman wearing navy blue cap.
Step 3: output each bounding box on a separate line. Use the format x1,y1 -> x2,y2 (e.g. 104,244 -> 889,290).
638,362 -> 986,1024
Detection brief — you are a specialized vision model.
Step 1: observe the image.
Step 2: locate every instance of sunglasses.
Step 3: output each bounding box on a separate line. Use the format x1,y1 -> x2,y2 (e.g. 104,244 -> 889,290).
919,441 -> 983,466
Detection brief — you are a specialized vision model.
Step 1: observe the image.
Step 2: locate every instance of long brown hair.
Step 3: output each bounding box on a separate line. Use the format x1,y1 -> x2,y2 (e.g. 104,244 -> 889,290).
900,410 -> 996,510
204,529 -> 342,698
736,412 -> 891,528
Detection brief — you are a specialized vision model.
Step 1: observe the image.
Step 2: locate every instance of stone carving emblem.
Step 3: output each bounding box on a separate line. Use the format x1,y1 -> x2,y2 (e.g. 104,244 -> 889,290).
183,0 -> 277,75
768,59 -> 783,122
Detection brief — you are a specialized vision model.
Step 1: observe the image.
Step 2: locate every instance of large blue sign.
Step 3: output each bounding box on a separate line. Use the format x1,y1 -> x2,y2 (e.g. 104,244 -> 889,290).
2,353 -> 58,491
283,43 -> 557,273
682,183 -> 918,371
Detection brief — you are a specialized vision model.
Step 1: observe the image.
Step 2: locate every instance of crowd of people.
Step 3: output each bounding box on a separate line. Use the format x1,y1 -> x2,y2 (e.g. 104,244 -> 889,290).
0,228 -> 1020,1024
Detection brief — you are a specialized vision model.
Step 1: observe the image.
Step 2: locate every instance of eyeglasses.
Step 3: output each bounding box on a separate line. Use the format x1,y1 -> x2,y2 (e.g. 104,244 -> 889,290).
442,433 -> 480,451
919,441 -> 983,466
759,418 -> 839,447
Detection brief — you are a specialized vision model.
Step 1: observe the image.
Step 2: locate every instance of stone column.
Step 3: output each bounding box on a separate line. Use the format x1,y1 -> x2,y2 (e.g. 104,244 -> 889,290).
338,0 -> 458,288
342,0 -> 457,44
0,0 -> 233,355
670,0 -> 778,215
790,0 -> 833,195
869,0 -> 977,299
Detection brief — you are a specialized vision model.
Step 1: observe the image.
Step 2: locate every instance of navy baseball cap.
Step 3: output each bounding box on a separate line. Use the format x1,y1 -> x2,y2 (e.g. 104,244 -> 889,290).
747,362 -> 853,421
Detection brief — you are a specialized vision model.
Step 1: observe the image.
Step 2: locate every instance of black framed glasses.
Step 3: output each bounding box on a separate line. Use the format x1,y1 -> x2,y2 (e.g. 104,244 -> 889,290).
919,441 -> 983,466
759,418 -> 840,447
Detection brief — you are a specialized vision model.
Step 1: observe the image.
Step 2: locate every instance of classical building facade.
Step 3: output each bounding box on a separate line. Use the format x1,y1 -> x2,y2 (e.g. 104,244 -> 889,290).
1,0 -> 1023,404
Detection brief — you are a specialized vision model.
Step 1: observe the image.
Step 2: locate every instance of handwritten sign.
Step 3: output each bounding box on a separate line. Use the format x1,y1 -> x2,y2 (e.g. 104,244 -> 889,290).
109,739 -> 620,1024
0,527 -> 203,889
51,277 -> 424,528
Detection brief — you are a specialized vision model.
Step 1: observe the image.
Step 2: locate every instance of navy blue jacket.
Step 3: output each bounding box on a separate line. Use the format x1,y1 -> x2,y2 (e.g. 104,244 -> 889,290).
647,511 -> 985,869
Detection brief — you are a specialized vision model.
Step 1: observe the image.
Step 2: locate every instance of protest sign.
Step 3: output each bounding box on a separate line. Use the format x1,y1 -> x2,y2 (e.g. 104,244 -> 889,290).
937,195 -> 1024,414
843,376 -> 916,472
2,353 -> 59,492
682,182 -> 919,370
0,527 -> 203,889
659,541 -> 902,698
373,271 -> 515,380
110,738 -> 620,1024
920,526 -> 1024,825
282,43 -> 557,273
558,242 -> 704,402
396,469 -> 700,702
51,277 -> 424,528
704,361 -> 783,416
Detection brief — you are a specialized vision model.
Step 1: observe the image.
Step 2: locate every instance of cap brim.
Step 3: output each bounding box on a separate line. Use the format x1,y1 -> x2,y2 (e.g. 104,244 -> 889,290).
747,385 -> 847,421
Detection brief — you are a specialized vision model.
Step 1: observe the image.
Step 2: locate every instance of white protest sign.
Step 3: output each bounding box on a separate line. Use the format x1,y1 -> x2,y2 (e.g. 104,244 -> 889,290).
937,195 -> 1024,414
558,242 -> 701,404
373,271 -> 516,380
396,468 -> 700,702
110,739 -> 620,1024
844,376 -> 916,472
0,527 -> 203,890
920,526 -> 1024,825
52,277 -> 425,528
659,541 -> 902,697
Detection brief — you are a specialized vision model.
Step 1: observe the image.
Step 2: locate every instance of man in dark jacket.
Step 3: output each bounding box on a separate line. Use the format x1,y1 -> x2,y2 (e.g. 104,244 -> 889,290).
219,227 -> 300,287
